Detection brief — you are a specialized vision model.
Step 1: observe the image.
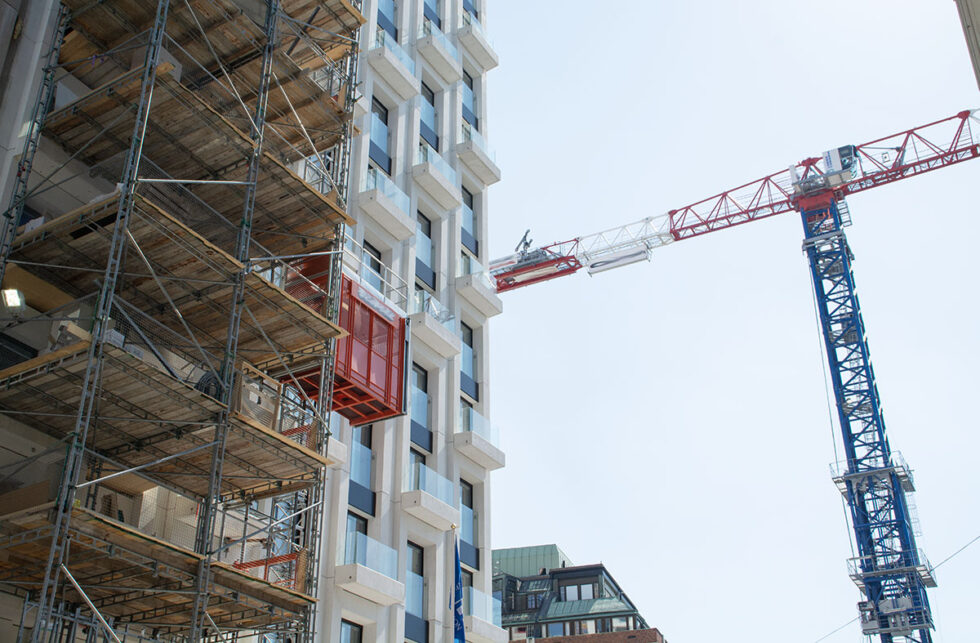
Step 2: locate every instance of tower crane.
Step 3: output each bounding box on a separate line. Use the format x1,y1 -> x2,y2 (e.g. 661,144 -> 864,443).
490,110 -> 980,643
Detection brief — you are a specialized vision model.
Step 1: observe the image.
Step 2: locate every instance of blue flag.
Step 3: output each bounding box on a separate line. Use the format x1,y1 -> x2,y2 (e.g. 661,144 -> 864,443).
453,536 -> 466,643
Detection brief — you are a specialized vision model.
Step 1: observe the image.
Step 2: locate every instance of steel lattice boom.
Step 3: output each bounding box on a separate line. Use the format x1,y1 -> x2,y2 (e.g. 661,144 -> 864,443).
491,110 -> 979,291
490,109 -> 980,641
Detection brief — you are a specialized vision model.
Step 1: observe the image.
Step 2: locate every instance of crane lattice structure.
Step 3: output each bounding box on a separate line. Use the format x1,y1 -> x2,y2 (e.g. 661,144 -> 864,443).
0,1 -> 364,641
491,110 -> 980,643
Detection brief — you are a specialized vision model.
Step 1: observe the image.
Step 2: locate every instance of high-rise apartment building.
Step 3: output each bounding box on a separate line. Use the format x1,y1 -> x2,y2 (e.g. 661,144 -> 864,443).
320,0 -> 504,642
0,0 -> 503,642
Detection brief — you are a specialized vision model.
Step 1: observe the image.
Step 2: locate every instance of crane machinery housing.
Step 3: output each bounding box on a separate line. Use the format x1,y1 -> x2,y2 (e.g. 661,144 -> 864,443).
490,109 -> 980,643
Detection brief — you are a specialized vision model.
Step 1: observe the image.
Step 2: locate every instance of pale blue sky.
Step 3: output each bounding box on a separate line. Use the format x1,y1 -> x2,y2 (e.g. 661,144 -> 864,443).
485,1 -> 978,641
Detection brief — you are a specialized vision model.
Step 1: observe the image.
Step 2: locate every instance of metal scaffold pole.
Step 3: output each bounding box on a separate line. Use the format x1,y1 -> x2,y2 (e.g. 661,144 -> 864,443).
31,3 -> 172,639
188,0 -> 280,638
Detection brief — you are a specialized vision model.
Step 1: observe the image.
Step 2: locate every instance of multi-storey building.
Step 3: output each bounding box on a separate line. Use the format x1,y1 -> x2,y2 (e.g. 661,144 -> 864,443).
0,0 -> 502,642
318,0 -> 504,642
493,545 -> 662,641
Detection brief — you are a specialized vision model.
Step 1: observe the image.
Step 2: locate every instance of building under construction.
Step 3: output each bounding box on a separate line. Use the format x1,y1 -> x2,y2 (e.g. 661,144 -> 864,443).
0,0 -> 367,640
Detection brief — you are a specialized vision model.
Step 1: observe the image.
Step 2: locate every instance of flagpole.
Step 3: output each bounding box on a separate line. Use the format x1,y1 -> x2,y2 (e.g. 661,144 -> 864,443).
451,523 -> 466,643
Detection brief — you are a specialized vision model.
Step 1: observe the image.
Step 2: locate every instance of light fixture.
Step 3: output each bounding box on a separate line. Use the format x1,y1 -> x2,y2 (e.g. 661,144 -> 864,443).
2,288 -> 25,310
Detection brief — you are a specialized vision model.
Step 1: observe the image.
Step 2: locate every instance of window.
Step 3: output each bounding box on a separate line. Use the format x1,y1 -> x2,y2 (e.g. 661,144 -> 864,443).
460,397 -> 473,431
461,569 -> 473,615
370,98 -> 391,174
460,479 -> 475,545
350,425 -> 372,488
461,71 -> 478,130
344,512 -> 368,565
546,623 -> 563,637
460,323 -> 478,400
406,541 -> 425,617
560,581 -> 597,602
416,211 -> 435,289
408,448 -> 426,490
612,616 -> 630,631
412,362 -> 429,392
420,82 -> 439,150
460,187 -> 478,255
570,620 -> 596,635
462,0 -> 478,20
410,363 -> 431,447
341,620 -> 363,643
377,0 -> 397,39
423,0 -> 440,28
362,240 -> 384,292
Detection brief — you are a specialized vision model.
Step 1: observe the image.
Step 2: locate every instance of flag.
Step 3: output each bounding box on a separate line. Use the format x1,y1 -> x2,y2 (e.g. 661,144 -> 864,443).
453,535 -> 466,643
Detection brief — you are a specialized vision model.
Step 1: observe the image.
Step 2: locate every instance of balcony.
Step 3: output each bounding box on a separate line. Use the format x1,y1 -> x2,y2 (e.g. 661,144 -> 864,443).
342,235 -> 410,314
410,290 -> 460,358
464,587 -> 507,643
336,531 -> 404,605
456,255 -> 503,318
368,26 -> 419,100
417,19 -> 462,83
401,463 -> 459,531
414,142 -> 462,209
359,166 -> 414,240
456,121 -> 500,186
455,405 -> 504,470
457,11 -> 498,72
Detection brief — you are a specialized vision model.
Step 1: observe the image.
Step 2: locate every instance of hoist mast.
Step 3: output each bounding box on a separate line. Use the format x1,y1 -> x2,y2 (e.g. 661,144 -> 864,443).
490,110 -> 980,642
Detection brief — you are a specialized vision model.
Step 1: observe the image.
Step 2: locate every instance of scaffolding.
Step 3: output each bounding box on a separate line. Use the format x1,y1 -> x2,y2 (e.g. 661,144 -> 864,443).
0,0 -> 364,640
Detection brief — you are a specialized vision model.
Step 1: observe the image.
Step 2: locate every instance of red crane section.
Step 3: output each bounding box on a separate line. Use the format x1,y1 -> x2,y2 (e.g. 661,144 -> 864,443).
669,110 -> 979,239
492,110 -> 979,293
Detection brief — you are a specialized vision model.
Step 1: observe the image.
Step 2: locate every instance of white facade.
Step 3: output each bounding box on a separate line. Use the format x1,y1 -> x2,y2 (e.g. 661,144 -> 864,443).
318,1 -> 504,642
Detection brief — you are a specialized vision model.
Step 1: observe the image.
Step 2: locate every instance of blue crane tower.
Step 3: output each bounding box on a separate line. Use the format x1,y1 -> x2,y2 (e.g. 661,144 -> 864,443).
490,110 -> 980,642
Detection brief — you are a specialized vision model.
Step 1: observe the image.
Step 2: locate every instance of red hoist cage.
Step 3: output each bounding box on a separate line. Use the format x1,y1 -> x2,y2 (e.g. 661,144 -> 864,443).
285,254 -> 407,425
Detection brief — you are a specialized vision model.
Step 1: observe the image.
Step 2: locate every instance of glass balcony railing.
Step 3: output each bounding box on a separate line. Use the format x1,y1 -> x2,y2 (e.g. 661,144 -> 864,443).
412,289 -> 456,332
417,141 -> 458,185
411,386 -> 429,428
460,121 -> 496,164
404,462 -> 455,506
458,254 -> 497,292
420,18 -> 459,61
465,586 -> 502,626
342,235 -> 410,312
363,166 -> 409,215
459,404 -> 499,447
460,504 -> 477,546
406,570 -> 426,617
373,25 -> 415,75
350,441 -> 372,488
341,531 -> 399,579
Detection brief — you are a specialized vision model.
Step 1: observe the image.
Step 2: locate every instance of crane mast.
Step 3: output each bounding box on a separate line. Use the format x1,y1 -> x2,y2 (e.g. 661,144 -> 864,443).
490,110 -> 980,641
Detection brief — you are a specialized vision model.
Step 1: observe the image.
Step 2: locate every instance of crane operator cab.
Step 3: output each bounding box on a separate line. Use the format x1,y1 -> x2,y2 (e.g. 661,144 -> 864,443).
792,144 -> 860,195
